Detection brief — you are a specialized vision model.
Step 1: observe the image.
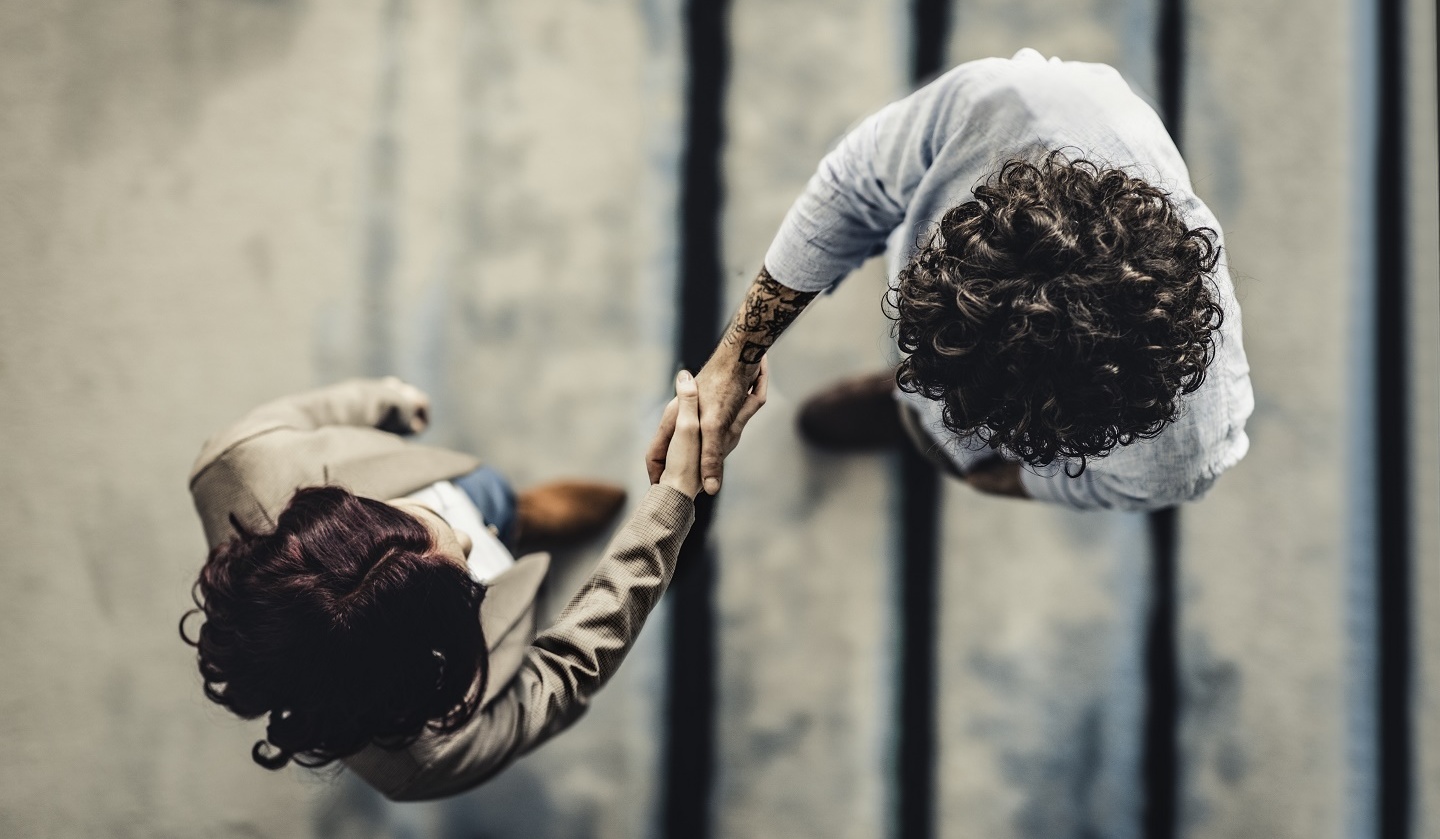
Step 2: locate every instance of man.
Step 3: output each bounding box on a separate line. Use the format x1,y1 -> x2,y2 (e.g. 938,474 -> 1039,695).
185,370 -> 766,800
648,49 -> 1251,511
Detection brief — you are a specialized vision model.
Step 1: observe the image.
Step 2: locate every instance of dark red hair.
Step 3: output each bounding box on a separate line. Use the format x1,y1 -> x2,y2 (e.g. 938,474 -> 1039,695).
182,486 -> 488,769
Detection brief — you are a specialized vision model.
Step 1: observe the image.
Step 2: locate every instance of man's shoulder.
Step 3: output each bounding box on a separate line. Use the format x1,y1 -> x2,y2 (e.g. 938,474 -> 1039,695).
918,50 -> 1144,149
938,49 -> 1126,95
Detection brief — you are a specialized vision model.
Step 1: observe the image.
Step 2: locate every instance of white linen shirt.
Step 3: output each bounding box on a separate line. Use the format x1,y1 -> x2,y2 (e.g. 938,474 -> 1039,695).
763,48 -> 1253,511
404,480 -> 516,583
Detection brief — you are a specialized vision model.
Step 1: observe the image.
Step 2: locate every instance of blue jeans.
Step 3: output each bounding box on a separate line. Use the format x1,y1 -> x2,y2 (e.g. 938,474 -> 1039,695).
452,466 -> 518,549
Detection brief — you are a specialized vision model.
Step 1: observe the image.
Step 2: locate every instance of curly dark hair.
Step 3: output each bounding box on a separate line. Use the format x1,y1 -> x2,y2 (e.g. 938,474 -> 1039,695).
181,486 -> 488,770
892,151 -> 1224,470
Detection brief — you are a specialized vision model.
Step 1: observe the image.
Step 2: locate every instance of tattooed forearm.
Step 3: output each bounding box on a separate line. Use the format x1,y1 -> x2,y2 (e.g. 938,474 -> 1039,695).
719,267 -> 818,366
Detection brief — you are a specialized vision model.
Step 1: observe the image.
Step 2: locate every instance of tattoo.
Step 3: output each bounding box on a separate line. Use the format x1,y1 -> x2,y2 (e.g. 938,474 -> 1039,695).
738,341 -> 768,365
720,267 -> 818,364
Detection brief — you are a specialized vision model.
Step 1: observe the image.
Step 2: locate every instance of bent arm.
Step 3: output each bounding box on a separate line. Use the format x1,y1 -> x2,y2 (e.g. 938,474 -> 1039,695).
390,484 -> 695,800
241,377 -> 426,433
710,79 -> 952,363
190,378 -> 428,480
673,68 -> 991,492
763,64 -> 985,293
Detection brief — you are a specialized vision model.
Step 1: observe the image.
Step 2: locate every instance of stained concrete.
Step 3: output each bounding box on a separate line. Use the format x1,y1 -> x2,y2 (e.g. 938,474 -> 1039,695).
0,1 -> 682,837
710,5 -> 904,837
1406,0 -> 1440,834
0,4 -> 385,837
1,1 -> 1435,838
1179,1 -> 1356,835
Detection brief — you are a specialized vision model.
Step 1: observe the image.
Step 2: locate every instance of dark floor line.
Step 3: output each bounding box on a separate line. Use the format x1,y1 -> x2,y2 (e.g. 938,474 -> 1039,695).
661,1 -> 730,837
1374,0 -> 1411,834
662,496 -> 719,839
1156,0 -> 1185,143
1142,507 -> 1180,839
897,445 -> 941,839
910,0 -> 952,85
897,4 -> 950,839
1144,3 -> 1186,836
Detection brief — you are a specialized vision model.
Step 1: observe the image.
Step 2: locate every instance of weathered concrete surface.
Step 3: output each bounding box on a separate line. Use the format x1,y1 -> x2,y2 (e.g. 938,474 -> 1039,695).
933,8 -> 1157,839
944,0 -> 1157,92
1,1 -> 1433,837
1407,0 -> 1440,834
711,3 -> 904,837
1178,2 -> 1354,835
0,3 -> 378,837
0,1 -> 682,837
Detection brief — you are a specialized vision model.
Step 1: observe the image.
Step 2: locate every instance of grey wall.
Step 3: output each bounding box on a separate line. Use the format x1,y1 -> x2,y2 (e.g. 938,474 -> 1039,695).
0,1 -> 1433,838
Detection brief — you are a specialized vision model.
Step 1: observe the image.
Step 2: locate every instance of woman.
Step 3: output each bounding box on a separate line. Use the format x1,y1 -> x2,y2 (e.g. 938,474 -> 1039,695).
183,365 -> 765,800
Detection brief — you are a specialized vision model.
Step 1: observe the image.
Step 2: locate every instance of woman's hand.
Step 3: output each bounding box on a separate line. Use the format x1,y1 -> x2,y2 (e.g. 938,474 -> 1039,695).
378,376 -> 431,435
657,370 -> 704,498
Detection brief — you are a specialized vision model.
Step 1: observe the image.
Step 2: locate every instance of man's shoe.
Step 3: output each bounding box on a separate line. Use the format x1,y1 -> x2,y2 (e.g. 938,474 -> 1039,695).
513,481 -> 627,554
797,369 -> 904,451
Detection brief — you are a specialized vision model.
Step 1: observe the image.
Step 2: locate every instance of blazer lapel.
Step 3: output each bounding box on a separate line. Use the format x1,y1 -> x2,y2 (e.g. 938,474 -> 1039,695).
325,444 -> 480,502
477,551 -> 550,706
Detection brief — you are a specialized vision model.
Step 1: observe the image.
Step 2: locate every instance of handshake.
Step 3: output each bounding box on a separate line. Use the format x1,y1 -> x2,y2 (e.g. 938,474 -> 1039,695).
648,357 -> 769,499
373,355 -> 770,501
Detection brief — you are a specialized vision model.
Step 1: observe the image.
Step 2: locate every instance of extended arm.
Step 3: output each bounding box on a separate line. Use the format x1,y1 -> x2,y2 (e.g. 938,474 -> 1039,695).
386,371 -> 765,801
391,482 -> 695,800
646,71 -> 984,493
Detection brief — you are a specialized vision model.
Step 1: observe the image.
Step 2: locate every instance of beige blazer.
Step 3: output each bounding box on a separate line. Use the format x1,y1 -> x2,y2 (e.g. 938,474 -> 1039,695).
189,379 -> 694,800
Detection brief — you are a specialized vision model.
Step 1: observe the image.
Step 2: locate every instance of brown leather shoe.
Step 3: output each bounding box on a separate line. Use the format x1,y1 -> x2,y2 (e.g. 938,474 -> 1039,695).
512,480 -> 627,554
797,369 -> 905,451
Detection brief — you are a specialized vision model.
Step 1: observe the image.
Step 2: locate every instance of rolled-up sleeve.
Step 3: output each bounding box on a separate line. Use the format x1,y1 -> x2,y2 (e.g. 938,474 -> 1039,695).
762,66 -> 991,292
763,110 -> 912,291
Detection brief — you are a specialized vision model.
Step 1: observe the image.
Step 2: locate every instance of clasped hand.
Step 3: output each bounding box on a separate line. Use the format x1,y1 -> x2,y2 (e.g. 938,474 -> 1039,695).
649,357 -> 768,498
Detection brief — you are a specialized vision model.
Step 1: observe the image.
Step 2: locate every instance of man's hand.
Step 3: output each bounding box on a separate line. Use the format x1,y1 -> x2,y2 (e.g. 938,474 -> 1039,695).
645,266 -> 815,494
963,460 -> 1030,499
647,357 -> 768,491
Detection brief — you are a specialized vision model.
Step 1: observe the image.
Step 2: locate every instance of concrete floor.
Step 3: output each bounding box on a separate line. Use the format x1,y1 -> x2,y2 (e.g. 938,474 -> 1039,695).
0,2 -> 1435,838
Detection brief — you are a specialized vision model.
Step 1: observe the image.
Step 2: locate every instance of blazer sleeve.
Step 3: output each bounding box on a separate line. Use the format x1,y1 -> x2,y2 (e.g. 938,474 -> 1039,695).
189,378 -> 425,482
226,378 -> 423,435
382,484 -> 696,801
